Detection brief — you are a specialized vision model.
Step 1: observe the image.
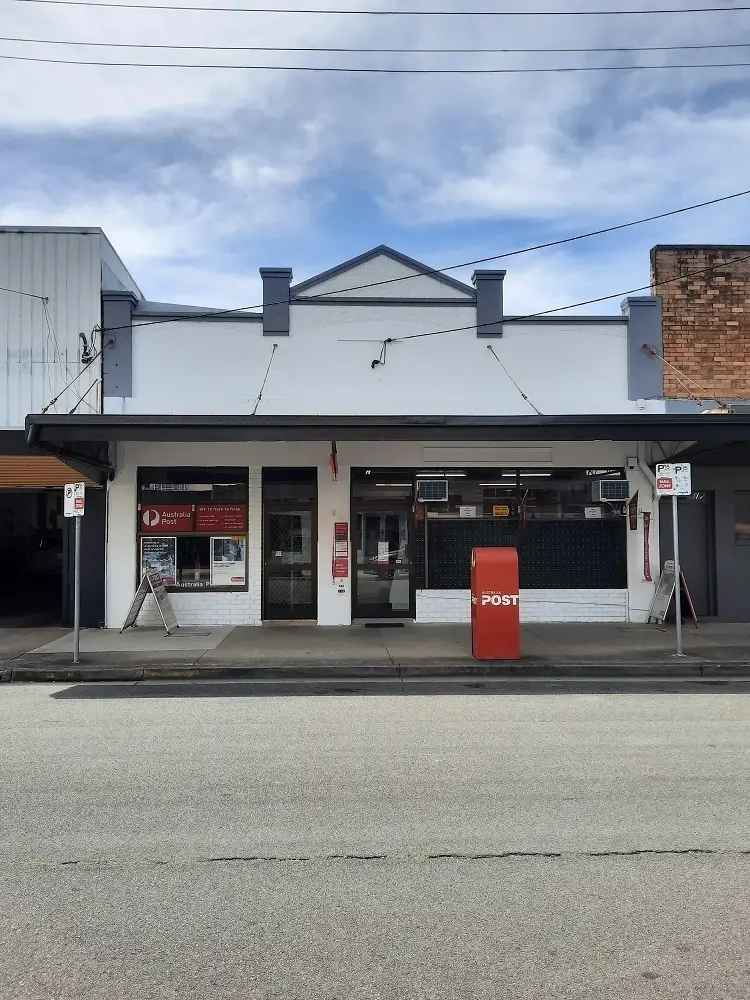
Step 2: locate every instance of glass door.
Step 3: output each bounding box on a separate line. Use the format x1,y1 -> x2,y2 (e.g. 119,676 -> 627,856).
263,508 -> 317,620
352,508 -> 413,618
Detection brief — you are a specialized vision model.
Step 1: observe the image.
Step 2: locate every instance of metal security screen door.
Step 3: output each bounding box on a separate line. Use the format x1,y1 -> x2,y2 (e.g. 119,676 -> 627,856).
352,507 -> 413,619
263,510 -> 317,620
262,469 -> 318,621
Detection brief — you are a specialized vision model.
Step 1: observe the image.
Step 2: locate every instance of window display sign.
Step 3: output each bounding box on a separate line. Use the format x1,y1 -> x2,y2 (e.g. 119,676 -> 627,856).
195,504 -> 247,533
492,504 -> 510,517
210,536 -> 247,586
140,504 -> 195,534
141,536 -> 177,586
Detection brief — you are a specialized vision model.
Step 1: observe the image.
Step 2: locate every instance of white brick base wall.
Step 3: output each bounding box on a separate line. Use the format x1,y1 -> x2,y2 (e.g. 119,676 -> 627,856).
416,589 -> 629,623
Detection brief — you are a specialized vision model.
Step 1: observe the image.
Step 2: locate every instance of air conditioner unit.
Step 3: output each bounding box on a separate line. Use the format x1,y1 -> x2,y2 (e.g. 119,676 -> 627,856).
593,479 -> 630,502
417,479 -> 449,502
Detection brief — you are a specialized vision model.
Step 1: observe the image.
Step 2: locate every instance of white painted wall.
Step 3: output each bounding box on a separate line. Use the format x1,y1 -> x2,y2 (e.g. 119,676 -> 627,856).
294,254 -> 474,299
118,308 -> 663,417
105,438 -> 659,628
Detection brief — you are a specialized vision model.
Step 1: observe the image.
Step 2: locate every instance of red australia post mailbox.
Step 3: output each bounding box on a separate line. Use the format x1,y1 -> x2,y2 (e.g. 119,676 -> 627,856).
470,547 -> 521,660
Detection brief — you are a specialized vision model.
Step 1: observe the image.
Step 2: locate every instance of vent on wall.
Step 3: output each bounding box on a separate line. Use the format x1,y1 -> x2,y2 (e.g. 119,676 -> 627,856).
593,480 -> 630,502
417,479 -> 449,502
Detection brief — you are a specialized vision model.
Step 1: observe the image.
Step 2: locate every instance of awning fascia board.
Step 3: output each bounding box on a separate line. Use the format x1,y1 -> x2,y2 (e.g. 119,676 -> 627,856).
24,413 -> 750,447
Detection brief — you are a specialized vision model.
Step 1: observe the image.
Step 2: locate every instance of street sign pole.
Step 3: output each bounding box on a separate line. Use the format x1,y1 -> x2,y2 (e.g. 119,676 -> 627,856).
64,481 -> 86,665
73,515 -> 81,665
655,462 -> 691,658
672,493 -> 684,657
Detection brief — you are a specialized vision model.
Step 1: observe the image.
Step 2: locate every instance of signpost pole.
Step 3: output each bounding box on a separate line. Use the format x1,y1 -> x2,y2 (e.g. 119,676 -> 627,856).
65,482 -> 86,665
73,514 -> 81,665
672,492 -> 684,657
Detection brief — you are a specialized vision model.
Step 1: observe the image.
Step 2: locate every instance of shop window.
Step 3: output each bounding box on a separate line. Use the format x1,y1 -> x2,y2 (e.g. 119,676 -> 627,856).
734,491 -> 750,545
137,467 -> 248,591
414,468 -> 627,590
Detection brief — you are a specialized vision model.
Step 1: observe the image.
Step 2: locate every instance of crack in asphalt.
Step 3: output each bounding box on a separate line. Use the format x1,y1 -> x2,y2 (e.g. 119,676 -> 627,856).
23,847 -> 750,869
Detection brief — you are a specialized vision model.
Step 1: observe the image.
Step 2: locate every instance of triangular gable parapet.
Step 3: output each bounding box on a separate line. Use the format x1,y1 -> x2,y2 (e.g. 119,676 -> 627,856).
291,244 -> 476,299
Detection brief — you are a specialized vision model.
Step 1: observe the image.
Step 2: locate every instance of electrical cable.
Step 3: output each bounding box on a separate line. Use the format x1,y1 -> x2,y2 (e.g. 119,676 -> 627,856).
84,186 -> 750,338
68,378 -> 100,414
12,0 -> 750,16
0,284 -> 47,300
40,342 -> 108,413
251,341 -> 278,414
486,344 -> 544,415
7,32 -> 750,53
642,344 -> 726,407
380,250 -> 750,345
35,196 -> 750,414
8,51 -> 750,71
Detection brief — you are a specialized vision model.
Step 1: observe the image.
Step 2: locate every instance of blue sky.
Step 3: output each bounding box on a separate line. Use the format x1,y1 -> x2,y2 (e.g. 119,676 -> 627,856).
3,1 -> 750,313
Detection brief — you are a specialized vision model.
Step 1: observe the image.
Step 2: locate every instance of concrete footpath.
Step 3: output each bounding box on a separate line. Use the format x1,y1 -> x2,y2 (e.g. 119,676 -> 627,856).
3,621 -> 750,682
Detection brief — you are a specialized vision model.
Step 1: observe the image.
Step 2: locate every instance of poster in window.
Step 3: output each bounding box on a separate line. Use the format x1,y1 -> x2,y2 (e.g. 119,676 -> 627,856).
210,536 -> 247,586
140,536 -> 177,586
195,504 -> 248,533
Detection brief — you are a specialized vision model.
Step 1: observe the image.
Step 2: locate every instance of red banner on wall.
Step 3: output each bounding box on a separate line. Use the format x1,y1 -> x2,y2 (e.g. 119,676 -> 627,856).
140,504 -> 195,534
195,504 -> 248,533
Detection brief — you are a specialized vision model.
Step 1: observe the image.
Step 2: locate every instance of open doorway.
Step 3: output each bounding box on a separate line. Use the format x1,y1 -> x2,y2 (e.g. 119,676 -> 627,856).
0,490 -> 63,625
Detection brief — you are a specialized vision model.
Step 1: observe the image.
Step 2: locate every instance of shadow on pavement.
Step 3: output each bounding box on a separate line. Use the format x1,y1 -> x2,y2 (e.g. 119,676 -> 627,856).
50,678 -> 750,699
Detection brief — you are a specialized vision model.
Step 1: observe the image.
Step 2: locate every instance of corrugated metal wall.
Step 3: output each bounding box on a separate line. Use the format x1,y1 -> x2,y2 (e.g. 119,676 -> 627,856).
0,231 -> 102,429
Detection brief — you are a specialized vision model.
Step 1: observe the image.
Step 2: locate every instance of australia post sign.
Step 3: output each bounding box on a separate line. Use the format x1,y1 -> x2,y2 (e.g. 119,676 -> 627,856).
140,504 -> 195,533
470,547 -> 521,660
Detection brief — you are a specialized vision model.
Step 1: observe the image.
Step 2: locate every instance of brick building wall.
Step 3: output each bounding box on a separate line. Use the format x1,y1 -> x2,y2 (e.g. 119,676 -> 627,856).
651,245 -> 750,400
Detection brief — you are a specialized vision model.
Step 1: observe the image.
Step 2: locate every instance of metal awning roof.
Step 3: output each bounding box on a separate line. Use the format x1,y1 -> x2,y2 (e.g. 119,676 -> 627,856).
25,411 -> 750,445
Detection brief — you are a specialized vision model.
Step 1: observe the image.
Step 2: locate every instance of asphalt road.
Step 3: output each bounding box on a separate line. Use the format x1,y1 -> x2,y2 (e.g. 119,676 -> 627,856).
2,680 -> 750,998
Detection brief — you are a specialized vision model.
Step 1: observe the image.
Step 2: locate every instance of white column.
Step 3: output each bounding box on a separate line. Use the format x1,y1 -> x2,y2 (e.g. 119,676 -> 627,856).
626,463 -> 659,622
316,461 -> 351,626
105,442 -> 138,627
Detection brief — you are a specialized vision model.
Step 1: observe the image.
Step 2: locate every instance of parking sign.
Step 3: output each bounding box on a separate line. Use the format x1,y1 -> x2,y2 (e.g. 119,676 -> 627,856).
655,463 -> 691,497
64,482 -> 86,518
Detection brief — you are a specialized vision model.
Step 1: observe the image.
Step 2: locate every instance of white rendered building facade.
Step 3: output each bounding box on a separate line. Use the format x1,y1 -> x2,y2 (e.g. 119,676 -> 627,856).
28,244 -> 689,629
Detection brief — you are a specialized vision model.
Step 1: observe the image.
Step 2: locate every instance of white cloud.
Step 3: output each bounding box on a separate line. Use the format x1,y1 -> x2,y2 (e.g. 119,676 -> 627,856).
2,0 -> 750,311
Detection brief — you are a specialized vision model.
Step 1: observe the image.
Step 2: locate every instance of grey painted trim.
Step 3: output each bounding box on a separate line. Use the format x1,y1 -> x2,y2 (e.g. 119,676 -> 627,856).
291,296 -> 475,307
134,312 -> 262,323
102,290 -> 136,398
665,398 -> 707,413
621,295 -> 663,400
473,269 -> 505,338
260,267 -> 292,336
504,315 -> 624,325
290,244 -> 475,298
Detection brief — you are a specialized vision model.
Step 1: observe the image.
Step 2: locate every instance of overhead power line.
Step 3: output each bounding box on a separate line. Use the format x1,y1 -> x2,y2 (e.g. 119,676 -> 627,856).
6,32 -> 750,53
8,51 -> 750,71
0,284 -> 47,300
87,185 -> 750,338
42,250 -> 750,415
34,186 -> 750,414
12,0 -> 750,16
382,251 -> 750,344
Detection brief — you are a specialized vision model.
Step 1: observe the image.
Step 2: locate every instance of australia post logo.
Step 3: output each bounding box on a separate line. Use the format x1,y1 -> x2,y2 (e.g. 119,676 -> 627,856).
478,591 -> 520,607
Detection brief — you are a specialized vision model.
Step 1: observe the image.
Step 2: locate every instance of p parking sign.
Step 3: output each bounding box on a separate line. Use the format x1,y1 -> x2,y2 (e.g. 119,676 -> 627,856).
64,481 -> 86,518
655,463 -> 691,497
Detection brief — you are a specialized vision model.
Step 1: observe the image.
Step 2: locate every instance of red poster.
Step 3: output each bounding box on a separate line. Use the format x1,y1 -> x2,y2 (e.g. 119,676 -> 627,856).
195,504 -> 247,533
140,504 -> 195,534
333,522 -> 349,578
